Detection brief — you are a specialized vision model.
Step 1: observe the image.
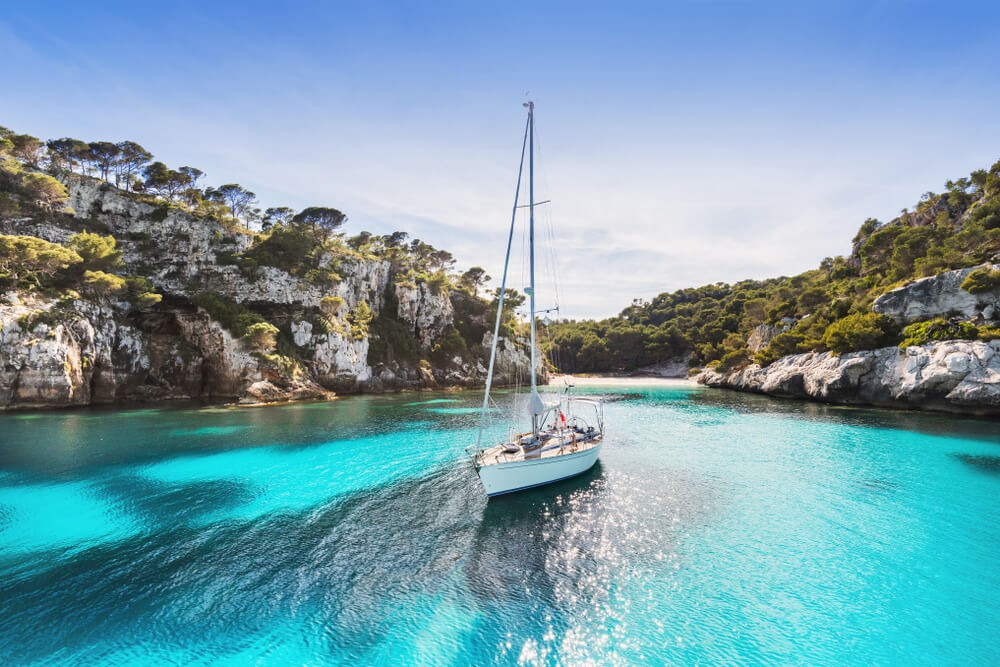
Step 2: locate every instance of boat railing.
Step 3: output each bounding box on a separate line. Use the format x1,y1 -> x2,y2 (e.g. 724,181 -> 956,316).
567,397 -> 604,435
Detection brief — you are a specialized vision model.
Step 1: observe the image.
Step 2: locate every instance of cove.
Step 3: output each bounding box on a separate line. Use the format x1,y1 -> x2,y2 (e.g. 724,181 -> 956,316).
1,382 -> 998,665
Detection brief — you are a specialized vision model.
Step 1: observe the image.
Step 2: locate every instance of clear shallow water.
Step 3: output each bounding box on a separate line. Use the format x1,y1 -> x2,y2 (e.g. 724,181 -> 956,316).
1,384 -> 999,665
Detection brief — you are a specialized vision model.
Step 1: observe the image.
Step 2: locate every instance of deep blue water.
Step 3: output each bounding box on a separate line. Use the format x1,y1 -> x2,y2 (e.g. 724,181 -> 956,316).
1,382 -> 999,665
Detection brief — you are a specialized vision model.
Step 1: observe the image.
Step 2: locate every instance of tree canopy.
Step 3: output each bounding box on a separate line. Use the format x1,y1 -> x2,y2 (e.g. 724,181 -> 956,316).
67,232 -> 123,272
0,234 -> 82,286
292,206 -> 346,241
209,184 -> 257,225
546,157 -> 1000,372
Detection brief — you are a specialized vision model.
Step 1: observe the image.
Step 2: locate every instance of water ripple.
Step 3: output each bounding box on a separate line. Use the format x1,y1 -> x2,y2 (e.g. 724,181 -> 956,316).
0,385 -> 998,664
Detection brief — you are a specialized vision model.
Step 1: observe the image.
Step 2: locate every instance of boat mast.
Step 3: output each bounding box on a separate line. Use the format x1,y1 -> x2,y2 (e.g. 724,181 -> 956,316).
527,101 -> 541,437
476,110 -> 530,449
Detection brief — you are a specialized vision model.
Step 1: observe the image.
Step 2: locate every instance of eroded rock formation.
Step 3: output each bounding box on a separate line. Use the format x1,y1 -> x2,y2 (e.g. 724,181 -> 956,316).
697,339 -> 1000,415
873,263 -> 1000,324
0,178 -> 538,409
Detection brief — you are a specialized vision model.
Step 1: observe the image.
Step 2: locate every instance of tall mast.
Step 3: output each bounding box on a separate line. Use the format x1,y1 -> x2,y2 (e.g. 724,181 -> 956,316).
528,101 -> 541,436
476,113 -> 529,449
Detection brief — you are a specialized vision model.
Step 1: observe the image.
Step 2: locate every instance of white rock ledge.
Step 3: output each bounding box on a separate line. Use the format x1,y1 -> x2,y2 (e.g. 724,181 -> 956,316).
696,340 -> 1000,416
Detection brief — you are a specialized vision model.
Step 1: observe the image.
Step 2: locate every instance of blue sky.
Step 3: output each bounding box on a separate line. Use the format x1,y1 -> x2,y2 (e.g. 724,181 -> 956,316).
3,1 -> 999,317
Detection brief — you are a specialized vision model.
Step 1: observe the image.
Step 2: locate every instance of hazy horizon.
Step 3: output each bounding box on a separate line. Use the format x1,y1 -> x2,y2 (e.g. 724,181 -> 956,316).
3,1 -> 999,318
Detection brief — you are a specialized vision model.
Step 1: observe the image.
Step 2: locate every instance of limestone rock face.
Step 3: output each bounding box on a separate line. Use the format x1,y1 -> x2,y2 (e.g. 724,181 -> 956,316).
482,332 -> 544,386
169,310 -> 263,399
65,177 -> 253,295
295,321 -> 373,393
0,297 -> 149,408
697,339 -> 1000,415
0,296 -> 334,409
0,177 -> 537,408
746,324 -> 778,353
395,282 -> 454,350
872,264 -> 1000,325
336,259 -> 391,315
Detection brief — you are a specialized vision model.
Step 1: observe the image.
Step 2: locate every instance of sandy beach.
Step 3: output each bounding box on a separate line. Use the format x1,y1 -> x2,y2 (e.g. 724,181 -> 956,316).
548,375 -> 699,387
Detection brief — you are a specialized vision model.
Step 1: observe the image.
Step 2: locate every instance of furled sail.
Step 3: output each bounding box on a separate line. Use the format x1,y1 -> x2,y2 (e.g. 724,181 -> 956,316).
528,390 -> 545,417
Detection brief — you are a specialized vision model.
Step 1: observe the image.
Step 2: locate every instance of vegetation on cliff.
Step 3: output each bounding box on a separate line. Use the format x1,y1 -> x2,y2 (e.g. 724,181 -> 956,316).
545,158 -> 1000,373
0,122 -> 519,394
6,119 -> 996,390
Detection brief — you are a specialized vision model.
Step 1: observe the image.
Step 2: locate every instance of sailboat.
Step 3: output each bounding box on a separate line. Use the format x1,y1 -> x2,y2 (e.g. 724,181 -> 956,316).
467,101 -> 605,497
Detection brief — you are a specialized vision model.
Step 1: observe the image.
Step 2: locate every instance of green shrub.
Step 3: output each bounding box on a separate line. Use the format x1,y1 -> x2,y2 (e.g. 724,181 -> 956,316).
318,314 -> 346,336
969,195 -> 1000,230
320,295 -> 345,317
0,234 -> 82,286
766,300 -> 796,323
215,250 -> 241,266
347,300 -> 373,340
429,326 -> 469,365
149,205 -> 170,222
20,172 -> 69,211
717,348 -> 751,373
275,324 -> 303,359
426,270 -> 450,295
244,226 -> 342,285
796,286 -> 829,313
899,318 -> 979,348
960,267 -> 1000,294
258,352 -> 301,377
82,270 -> 127,299
243,321 -> 279,351
755,330 -> 807,365
368,314 -> 420,365
450,290 -> 489,359
123,276 -> 162,308
67,232 -> 122,271
18,307 -> 67,331
134,291 -> 162,308
822,313 -> 896,354
57,289 -> 80,305
192,291 -> 267,337
978,324 -> 1000,341
0,193 -> 21,217
303,267 -> 342,285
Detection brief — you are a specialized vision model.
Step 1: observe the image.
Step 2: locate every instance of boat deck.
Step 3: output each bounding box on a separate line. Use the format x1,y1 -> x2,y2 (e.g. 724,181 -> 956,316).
477,429 -> 603,467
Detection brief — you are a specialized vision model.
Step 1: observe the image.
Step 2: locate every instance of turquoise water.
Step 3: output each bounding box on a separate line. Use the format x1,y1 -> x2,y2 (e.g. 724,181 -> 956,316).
1,384 -> 999,665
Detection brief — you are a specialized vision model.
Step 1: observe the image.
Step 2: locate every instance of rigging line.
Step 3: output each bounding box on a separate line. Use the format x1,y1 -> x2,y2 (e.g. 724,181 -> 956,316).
520,205 -> 529,305
477,112 -> 529,449
531,115 -> 563,315
542,206 -> 561,313
531,113 -> 566,381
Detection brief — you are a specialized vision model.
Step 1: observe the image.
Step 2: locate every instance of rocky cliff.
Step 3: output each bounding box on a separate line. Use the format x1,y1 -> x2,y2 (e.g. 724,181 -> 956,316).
698,262 -> 1000,415
697,340 -> 1000,415
0,177 -> 539,410
873,263 -> 1000,324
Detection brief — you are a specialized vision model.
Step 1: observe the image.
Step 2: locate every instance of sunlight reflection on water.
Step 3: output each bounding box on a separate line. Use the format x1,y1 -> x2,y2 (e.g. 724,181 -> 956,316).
0,386 -> 998,664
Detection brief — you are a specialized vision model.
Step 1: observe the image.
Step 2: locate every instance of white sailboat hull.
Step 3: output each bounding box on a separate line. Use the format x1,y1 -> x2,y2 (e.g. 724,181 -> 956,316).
477,442 -> 602,497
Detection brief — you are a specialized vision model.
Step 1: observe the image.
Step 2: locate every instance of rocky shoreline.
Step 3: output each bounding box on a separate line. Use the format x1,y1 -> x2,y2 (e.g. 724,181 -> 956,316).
0,177 -> 538,410
0,291 -> 486,411
4,175 -> 998,415
697,339 -> 1000,416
